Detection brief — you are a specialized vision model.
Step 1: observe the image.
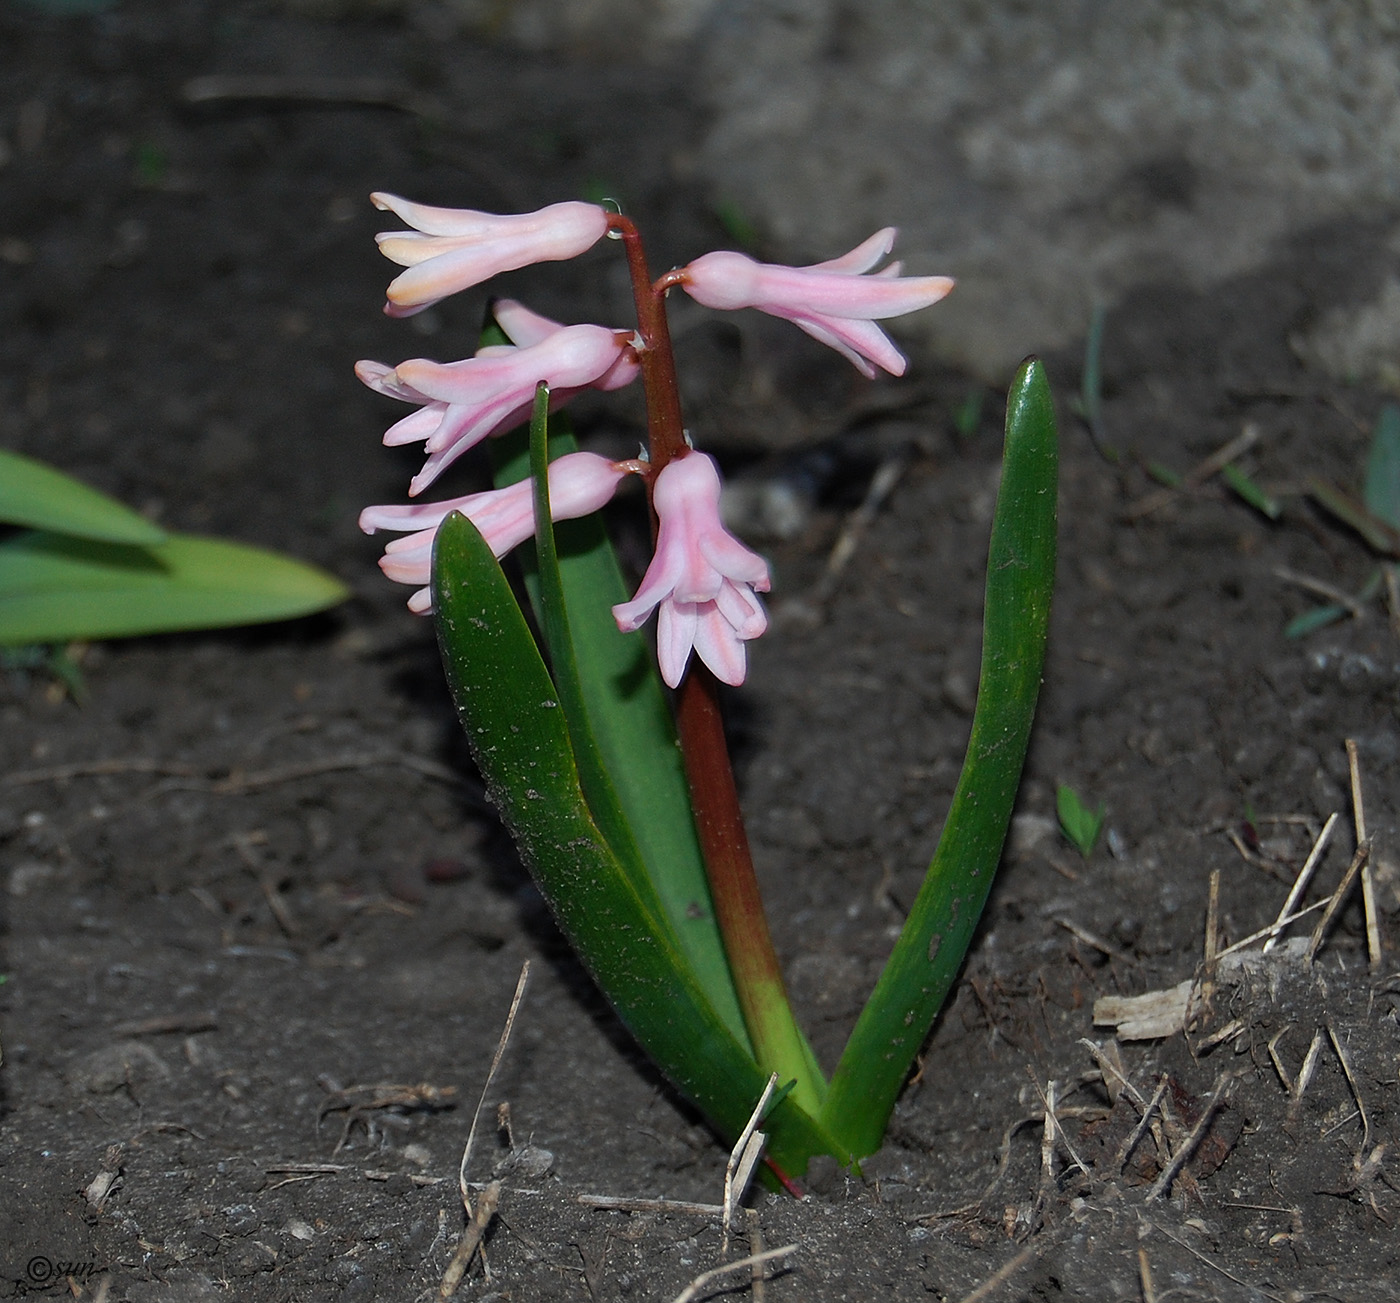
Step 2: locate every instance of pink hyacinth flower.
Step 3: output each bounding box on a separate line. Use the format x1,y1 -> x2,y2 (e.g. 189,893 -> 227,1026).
676,230 -> 954,378
372,193 -> 611,317
355,320 -> 635,496
612,451 -> 771,688
360,451 -> 629,613
493,299 -> 641,391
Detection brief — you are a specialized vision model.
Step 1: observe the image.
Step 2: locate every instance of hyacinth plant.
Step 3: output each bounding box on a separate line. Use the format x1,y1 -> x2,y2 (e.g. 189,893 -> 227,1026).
357,193 -> 1058,1180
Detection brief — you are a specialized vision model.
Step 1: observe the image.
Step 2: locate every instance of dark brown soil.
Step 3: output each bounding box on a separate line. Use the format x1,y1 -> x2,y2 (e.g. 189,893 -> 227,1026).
2,6 -> 1398,1301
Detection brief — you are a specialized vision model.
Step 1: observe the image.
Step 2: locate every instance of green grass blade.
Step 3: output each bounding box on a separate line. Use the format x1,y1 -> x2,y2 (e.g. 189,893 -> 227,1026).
821,357 -> 1058,1159
1284,603 -> 1348,639
0,531 -> 348,646
1220,463 -> 1281,520
492,420 -> 748,1046
0,448 -> 166,545
430,509 -> 845,1173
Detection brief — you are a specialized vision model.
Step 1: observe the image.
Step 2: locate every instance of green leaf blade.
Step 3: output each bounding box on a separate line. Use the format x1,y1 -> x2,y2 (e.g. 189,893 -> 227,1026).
822,357 -> 1058,1159
0,531 -> 349,646
1221,463 -> 1281,520
1056,784 -> 1105,858
0,448 -> 167,545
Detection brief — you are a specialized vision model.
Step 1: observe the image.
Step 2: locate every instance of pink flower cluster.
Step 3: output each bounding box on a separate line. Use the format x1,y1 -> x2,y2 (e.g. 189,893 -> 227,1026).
360,197 -> 952,685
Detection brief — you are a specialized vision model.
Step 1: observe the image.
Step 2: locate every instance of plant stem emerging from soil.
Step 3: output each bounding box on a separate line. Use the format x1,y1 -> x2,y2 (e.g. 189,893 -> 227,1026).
607,213 -> 818,1112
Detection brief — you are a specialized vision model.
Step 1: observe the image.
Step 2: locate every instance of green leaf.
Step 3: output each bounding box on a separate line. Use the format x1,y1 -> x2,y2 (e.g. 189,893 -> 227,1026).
430,509 -> 846,1173
1364,403 -> 1400,529
1220,463 -> 1281,520
0,448 -> 166,545
523,388 -> 686,943
1056,784 -> 1105,858
1284,603 -> 1348,639
0,531 -> 349,646
492,416 -> 748,1045
822,357 -> 1057,1159
1078,304 -> 1118,461
952,387 -> 985,440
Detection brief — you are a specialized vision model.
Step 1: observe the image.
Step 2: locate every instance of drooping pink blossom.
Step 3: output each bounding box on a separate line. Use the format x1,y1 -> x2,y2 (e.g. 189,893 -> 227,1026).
675,230 -> 953,377
360,452 -> 630,613
371,193 -> 611,317
355,321 -> 635,495
493,299 -> 641,391
612,451 -> 770,688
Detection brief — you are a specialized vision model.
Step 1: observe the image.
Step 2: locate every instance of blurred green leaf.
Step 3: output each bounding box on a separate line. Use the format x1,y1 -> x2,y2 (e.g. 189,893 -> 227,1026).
0,448 -> 166,545
1364,403 -> 1400,529
1056,784 -> 1105,858
953,387 -> 985,440
1308,477 -> 1400,556
0,531 -> 348,646
713,200 -> 760,253
1221,463 -> 1281,520
1078,304 -> 1118,461
134,142 -> 168,187
1284,603 -> 1348,639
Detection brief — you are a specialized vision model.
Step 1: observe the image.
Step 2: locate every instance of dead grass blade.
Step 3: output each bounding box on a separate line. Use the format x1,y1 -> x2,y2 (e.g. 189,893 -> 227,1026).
667,1245 -> 798,1303
438,961 -> 531,1300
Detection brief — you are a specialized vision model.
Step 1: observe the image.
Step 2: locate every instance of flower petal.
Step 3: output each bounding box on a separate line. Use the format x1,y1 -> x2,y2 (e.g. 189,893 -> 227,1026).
678,235 -> 953,375
690,601 -> 749,686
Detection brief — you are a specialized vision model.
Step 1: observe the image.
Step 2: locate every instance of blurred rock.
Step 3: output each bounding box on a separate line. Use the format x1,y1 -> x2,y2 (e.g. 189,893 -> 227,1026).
696,1 -> 1400,378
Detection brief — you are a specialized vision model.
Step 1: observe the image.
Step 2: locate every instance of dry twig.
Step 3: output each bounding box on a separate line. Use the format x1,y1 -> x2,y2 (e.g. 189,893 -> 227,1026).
577,1194 -> 723,1217
1147,1076 -> 1231,1200
1346,739 -> 1383,969
722,1073 -> 778,1254
1263,812 -> 1339,952
1306,840 -> 1371,963
668,1246 -> 798,1303
438,962 -> 531,1300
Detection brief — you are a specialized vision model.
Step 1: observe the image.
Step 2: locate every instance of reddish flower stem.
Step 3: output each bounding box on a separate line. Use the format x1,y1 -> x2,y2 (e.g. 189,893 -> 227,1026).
607,214 -> 810,1093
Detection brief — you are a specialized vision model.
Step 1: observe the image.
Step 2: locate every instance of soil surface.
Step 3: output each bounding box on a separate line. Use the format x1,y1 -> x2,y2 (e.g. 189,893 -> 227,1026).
3,6 -> 1399,1301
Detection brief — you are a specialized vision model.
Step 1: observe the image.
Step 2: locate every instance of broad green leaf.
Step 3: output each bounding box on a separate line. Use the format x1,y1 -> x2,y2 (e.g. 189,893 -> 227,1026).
492,417 -> 748,1046
0,448 -> 166,545
1364,403 -> 1400,529
430,509 -> 845,1173
0,531 -> 349,646
823,357 -> 1058,1159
